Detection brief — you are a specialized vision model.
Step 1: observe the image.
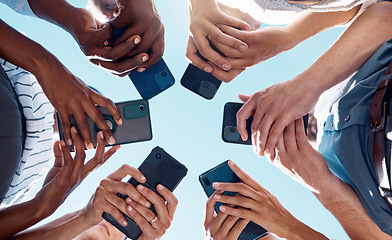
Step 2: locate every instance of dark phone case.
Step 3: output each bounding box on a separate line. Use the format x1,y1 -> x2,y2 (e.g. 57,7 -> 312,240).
103,146 -> 188,239
222,102 -> 309,145
57,99 -> 152,151
108,28 -> 175,100
199,161 -> 268,240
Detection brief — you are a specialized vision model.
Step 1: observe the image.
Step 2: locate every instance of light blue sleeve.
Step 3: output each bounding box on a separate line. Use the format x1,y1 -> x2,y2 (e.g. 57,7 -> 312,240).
0,0 -> 36,17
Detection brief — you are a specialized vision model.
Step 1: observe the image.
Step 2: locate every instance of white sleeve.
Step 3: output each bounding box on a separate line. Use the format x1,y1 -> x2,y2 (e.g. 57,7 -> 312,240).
0,0 -> 36,17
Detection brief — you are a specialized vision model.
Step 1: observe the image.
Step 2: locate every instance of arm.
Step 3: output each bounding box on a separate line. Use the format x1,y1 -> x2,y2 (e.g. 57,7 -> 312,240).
27,0 -> 162,73
0,129 -> 119,239
270,119 -> 390,239
0,19 -> 122,148
236,1 -> 392,158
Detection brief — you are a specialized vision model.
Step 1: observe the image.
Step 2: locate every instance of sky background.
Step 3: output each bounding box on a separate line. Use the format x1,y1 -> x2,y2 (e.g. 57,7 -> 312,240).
1,0 -> 349,239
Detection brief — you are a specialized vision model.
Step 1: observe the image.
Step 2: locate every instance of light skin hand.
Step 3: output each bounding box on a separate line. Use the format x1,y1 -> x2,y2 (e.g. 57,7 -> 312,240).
236,77 -> 320,159
187,0 -> 250,73
108,0 -> 165,72
125,184 -> 178,240
212,161 -> 328,239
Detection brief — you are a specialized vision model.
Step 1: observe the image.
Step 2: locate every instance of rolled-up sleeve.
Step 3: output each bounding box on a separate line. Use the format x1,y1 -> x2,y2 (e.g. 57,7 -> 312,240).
0,0 -> 36,17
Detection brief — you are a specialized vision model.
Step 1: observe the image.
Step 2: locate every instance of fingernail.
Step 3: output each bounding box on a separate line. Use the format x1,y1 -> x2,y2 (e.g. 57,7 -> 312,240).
146,201 -> 150,207
99,131 -> 104,139
61,141 -> 66,147
88,143 -> 94,150
158,184 -> 164,190
220,206 -> 226,211
214,195 -> 221,200
204,67 -> 212,73
123,220 -> 128,226
127,206 -> 133,212
66,139 -> 72,145
212,183 -> 220,188
222,64 -> 230,71
118,119 -> 123,125
134,37 -> 140,45
228,160 -> 235,167
139,68 -> 146,72
126,198 -> 132,204
138,185 -> 144,190
265,148 -> 270,154
239,45 -> 246,52
140,175 -> 146,181
141,56 -> 148,62
109,136 -> 115,145
71,126 -> 78,133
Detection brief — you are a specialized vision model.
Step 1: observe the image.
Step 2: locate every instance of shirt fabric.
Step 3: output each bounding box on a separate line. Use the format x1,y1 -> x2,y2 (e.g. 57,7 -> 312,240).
0,0 -> 35,16
0,59 -> 54,207
315,39 -> 392,235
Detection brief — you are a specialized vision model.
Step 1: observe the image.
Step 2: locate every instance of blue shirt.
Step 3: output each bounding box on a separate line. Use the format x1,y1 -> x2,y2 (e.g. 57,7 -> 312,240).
317,39 -> 392,234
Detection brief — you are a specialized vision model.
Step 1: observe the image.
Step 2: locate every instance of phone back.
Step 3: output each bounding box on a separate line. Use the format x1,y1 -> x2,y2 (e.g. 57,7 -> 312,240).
103,146 -> 188,239
222,102 -> 252,145
129,58 -> 175,99
199,161 -> 268,240
57,99 -> 152,151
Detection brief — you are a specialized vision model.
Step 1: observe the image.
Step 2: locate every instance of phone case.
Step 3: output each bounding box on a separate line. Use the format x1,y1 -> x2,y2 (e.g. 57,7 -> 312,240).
222,102 -> 309,145
222,102 -> 253,145
103,146 -> 188,239
199,161 -> 268,240
57,99 -> 152,151
129,58 -> 175,100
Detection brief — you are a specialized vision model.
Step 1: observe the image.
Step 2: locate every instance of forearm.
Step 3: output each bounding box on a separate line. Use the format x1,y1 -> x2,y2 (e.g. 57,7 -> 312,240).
0,198 -> 51,239
314,173 -> 390,239
282,6 -> 360,49
12,209 -> 96,240
294,1 -> 392,95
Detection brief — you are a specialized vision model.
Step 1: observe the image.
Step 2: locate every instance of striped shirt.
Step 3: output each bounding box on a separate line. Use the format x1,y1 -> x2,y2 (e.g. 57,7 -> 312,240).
0,59 -> 54,207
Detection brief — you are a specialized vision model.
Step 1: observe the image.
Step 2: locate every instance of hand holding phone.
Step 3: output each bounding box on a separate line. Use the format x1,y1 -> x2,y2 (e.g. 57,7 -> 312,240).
103,146 -> 188,239
57,99 -> 152,151
199,160 -> 268,240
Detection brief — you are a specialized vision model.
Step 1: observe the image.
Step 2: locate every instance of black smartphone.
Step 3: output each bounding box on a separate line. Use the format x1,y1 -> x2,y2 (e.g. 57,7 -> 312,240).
199,160 -> 268,240
57,99 -> 152,151
103,146 -> 188,239
109,28 -> 175,100
222,102 -> 309,145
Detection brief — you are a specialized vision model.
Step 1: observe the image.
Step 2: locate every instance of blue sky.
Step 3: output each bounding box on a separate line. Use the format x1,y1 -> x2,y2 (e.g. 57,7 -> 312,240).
1,0 -> 349,239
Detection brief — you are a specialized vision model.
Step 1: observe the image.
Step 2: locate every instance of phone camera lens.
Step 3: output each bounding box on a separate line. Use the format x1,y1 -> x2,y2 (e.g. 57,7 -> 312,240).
229,126 -> 236,133
156,153 -> 162,159
161,71 -> 167,77
203,82 -> 210,88
139,105 -> 145,111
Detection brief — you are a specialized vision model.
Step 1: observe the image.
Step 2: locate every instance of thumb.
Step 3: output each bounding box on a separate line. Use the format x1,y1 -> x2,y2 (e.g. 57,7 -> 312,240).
53,140 -> 64,167
238,93 -> 251,103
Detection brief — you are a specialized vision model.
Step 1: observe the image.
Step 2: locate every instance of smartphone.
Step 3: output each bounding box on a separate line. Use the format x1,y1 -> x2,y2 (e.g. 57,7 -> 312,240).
109,27 -> 175,100
222,102 -> 309,145
181,40 -> 225,100
103,146 -> 188,239
57,99 -> 152,151
199,160 -> 268,240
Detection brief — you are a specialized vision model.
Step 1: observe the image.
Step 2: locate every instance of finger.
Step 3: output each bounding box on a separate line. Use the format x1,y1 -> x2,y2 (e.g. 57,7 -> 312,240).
71,126 -> 87,171
90,53 -> 148,76
136,185 -> 171,226
125,204 -> 155,233
52,140 -> 64,167
214,193 -> 257,210
236,98 -> 256,141
251,107 -> 266,156
218,11 -> 251,32
156,184 -> 178,220
81,131 -> 107,177
105,35 -> 142,61
213,182 -> 261,201
137,35 -> 164,72
256,115 -> 276,156
59,140 -> 73,175
227,219 -> 250,239
295,117 -> 309,147
91,91 -> 122,126
238,93 -> 251,103
71,105 -> 93,150
276,133 -> 286,154
220,205 -> 257,223
227,161 -> 263,191
100,178 -> 150,208
220,215 -> 240,236
283,121 -> 298,153
107,164 -> 146,183
103,145 -> 121,164
127,200 -> 156,225
210,65 -> 244,83
185,36 -> 213,73
103,189 -> 130,221
81,99 -> 115,146
205,190 -> 225,225
58,111 -> 73,146
98,197 -> 128,227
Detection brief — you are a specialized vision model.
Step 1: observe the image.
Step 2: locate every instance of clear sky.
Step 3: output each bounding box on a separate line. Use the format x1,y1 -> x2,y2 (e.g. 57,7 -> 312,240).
1,0 -> 349,239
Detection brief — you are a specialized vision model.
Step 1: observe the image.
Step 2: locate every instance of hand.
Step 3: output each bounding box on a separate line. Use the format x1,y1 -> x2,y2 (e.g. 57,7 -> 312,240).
108,0 -> 165,72
36,127 -> 120,216
204,190 -> 249,240
271,119 -> 334,193
37,59 -> 121,149
212,161 -> 327,239
236,76 -> 321,158
187,0 -> 250,72
65,8 -> 146,76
